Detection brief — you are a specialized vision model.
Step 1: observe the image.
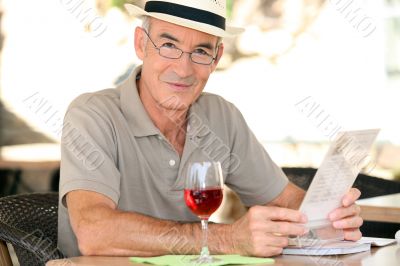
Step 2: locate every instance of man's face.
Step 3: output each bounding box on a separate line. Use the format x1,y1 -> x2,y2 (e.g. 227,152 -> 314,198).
134,18 -> 223,112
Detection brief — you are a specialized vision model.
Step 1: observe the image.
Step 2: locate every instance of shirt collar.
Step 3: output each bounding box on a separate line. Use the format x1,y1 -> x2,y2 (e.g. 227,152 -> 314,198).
119,65 -> 160,137
186,101 -> 212,139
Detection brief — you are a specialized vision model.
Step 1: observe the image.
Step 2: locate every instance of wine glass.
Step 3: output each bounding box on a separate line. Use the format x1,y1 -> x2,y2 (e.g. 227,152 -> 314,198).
184,161 -> 224,264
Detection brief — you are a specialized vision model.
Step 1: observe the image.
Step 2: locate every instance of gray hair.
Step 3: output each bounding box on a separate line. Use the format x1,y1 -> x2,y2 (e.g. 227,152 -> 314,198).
142,16 -> 151,32
141,16 -> 151,46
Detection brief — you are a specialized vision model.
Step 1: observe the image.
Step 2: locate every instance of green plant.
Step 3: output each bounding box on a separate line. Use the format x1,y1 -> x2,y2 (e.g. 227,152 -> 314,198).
112,0 -> 126,9
227,0 -> 233,18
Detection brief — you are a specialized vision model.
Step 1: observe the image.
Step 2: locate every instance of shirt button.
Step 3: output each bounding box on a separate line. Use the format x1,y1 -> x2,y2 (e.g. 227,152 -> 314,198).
169,159 -> 176,167
157,135 -> 162,140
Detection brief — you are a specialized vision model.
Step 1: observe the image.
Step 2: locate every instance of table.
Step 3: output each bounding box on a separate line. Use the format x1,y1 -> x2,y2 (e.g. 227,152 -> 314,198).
0,144 -> 60,194
46,244 -> 400,266
0,143 -> 60,168
357,193 -> 400,223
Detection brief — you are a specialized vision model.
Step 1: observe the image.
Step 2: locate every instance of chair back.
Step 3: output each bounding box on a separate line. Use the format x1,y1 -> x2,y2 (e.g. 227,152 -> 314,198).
282,167 -> 400,199
0,193 -> 65,266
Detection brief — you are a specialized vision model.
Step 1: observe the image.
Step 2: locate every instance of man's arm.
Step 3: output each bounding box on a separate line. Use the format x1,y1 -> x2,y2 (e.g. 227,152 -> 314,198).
67,185 -> 308,258
66,183 -> 310,257
66,190 -> 234,256
267,182 -> 305,209
67,182 -> 362,257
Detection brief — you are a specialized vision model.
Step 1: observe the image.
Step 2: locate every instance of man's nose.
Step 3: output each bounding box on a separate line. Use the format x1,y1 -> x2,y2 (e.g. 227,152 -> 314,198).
173,52 -> 195,77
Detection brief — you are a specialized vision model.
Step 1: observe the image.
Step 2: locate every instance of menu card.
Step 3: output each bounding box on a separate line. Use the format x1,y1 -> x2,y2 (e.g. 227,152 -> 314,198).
299,129 -> 380,229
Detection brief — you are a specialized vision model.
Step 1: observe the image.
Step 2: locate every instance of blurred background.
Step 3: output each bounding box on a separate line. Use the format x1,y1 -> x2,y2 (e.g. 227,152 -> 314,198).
0,0 -> 399,193
0,1 -> 399,264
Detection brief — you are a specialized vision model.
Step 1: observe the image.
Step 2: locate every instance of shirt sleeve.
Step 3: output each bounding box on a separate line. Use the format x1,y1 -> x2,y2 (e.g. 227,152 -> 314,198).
59,96 -> 121,208
224,104 -> 289,207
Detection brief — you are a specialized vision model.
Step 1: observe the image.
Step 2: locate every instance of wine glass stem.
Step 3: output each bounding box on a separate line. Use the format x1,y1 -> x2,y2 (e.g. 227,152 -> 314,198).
200,219 -> 210,258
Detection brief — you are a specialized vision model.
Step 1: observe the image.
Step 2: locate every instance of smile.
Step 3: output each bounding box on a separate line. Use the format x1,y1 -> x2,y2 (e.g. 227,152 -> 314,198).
166,82 -> 192,91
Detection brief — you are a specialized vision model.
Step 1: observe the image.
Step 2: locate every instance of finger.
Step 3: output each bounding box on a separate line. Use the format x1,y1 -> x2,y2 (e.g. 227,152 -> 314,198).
342,188 -> 361,207
250,234 -> 287,257
329,204 -> 361,221
257,206 -> 307,223
264,247 -> 283,257
253,246 -> 283,257
264,234 -> 289,248
267,221 -> 309,237
343,228 -> 362,241
332,215 -> 363,229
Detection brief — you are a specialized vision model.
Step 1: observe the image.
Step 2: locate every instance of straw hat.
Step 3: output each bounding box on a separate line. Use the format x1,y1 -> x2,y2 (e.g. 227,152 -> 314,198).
124,0 -> 244,37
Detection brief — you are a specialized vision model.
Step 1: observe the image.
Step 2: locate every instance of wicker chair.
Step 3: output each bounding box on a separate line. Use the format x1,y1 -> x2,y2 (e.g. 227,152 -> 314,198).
0,193 -> 65,266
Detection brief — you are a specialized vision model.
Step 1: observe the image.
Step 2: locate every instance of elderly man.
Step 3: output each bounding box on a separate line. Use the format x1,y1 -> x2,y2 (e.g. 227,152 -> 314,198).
58,0 -> 363,258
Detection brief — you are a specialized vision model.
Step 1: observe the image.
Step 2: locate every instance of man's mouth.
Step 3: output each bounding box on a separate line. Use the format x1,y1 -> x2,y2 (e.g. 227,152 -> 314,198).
166,82 -> 192,91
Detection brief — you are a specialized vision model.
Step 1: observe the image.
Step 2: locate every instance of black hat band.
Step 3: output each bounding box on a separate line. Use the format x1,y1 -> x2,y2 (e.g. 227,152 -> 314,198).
145,1 -> 226,30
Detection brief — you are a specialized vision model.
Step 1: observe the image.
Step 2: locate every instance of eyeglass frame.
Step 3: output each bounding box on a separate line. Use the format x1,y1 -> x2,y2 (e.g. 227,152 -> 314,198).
141,28 -> 219,66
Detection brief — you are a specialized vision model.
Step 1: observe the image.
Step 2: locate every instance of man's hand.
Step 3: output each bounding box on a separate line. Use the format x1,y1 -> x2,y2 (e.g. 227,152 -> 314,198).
328,188 -> 363,241
230,205 -> 308,257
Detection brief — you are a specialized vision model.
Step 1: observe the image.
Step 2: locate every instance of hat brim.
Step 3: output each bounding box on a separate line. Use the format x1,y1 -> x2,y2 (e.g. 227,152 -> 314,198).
124,3 -> 244,38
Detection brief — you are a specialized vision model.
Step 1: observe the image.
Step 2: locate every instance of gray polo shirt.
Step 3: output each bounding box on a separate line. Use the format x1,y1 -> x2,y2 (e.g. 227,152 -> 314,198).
58,65 -> 288,257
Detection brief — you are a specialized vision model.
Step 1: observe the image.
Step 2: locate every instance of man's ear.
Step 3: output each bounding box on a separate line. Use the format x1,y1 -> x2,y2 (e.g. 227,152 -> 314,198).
134,27 -> 145,60
211,43 -> 224,71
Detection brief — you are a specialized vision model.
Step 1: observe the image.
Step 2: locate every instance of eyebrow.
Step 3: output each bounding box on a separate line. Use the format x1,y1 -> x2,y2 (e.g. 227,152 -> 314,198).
158,32 -> 215,51
159,32 -> 179,42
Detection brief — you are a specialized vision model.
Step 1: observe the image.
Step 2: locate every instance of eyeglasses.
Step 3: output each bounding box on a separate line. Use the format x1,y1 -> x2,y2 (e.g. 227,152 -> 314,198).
142,29 -> 217,65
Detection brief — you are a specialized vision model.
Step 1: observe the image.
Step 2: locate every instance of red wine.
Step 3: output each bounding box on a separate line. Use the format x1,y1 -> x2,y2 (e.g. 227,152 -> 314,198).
184,187 -> 223,219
